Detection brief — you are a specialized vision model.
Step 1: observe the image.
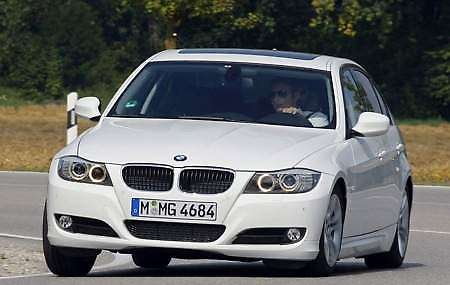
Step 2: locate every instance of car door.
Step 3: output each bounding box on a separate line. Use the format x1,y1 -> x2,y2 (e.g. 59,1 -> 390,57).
341,67 -> 395,237
373,85 -> 404,194
351,70 -> 400,231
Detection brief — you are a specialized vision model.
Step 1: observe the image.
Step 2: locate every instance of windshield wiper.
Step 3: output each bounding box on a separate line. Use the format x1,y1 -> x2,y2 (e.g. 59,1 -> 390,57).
110,115 -> 252,123
176,116 -> 243,122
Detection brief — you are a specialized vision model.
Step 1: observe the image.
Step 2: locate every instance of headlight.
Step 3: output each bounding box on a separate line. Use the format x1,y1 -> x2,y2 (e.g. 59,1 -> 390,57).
244,169 -> 320,194
58,156 -> 112,186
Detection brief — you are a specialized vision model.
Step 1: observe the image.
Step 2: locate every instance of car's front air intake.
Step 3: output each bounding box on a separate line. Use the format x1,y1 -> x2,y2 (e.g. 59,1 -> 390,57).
179,169 -> 234,194
124,220 -> 225,242
232,228 -> 306,245
122,165 -> 174,191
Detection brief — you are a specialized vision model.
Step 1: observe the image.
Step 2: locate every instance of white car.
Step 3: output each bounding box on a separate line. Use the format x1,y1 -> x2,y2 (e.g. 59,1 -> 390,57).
43,49 -> 412,276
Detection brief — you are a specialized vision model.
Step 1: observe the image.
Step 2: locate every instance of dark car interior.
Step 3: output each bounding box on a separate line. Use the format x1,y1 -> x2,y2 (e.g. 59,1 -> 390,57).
109,62 -> 334,128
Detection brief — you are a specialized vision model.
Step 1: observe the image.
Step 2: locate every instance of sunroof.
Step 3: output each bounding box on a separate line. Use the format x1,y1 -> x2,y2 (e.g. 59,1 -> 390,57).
178,49 -> 319,60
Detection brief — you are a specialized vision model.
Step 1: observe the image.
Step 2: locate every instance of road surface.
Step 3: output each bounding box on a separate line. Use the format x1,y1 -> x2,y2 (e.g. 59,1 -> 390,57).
1,172 -> 450,285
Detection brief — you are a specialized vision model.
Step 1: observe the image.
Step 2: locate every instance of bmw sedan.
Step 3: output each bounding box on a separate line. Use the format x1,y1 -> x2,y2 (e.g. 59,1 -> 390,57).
43,48 -> 412,276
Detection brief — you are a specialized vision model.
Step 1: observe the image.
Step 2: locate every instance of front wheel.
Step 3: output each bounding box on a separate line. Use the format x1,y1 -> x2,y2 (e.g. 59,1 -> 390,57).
43,204 -> 97,276
365,189 -> 410,268
304,189 -> 344,276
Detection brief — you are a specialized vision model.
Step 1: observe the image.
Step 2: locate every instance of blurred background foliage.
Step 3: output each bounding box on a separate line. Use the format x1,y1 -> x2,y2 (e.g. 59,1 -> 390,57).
0,0 -> 448,119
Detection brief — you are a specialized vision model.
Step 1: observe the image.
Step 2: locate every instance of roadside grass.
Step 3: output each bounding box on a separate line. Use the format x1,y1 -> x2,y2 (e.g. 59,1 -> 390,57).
0,105 -> 93,172
0,85 -> 116,109
0,105 -> 449,185
398,123 -> 450,185
396,117 -> 447,126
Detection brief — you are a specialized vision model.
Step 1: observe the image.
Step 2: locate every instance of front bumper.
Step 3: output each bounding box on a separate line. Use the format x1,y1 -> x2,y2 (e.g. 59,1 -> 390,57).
46,160 -> 334,261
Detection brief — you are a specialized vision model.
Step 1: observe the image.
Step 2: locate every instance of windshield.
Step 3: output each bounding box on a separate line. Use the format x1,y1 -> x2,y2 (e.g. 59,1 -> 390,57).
108,62 -> 335,128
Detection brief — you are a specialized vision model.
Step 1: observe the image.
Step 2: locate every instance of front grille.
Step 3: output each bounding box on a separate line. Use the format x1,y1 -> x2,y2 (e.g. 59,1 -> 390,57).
122,165 -> 173,191
179,169 -> 234,194
125,220 -> 225,242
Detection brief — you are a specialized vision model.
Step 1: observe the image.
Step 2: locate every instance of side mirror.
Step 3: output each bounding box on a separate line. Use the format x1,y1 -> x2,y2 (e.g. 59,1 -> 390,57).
352,112 -> 389,137
75,97 -> 101,121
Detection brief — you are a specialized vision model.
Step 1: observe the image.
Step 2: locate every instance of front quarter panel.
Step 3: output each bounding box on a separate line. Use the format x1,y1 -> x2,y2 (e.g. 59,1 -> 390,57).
295,140 -> 353,178
54,136 -> 82,159
295,141 -> 353,234
53,127 -> 95,159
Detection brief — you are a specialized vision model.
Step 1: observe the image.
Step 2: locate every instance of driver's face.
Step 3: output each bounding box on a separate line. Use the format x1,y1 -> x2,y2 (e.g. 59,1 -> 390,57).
271,83 -> 297,110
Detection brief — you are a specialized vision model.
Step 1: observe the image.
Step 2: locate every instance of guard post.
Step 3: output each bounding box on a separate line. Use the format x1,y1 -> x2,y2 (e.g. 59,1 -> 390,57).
66,92 -> 78,145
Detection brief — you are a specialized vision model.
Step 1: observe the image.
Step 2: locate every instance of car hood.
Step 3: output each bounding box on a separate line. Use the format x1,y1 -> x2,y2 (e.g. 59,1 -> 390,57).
77,118 -> 339,171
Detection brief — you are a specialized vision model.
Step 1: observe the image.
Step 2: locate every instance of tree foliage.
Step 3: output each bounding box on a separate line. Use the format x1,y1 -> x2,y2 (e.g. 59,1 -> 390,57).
136,0 -> 275,48
0,0 -> 448,118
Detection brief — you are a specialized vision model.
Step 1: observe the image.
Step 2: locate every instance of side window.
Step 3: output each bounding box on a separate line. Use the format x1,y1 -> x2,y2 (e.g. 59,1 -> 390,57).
373,85 -> 394,125
341,70 -> 368,128
351,70 -> 382,114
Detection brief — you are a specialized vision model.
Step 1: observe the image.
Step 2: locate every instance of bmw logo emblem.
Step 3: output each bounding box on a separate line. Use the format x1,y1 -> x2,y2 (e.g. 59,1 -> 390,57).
174,155 -> 187,162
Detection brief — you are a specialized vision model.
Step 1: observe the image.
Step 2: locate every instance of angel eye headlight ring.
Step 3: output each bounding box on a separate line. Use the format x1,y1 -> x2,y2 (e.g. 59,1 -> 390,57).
89,164 -> 107,183
70,161 -> 88,180
244,168 -> 321,194
280,174 -> 300,192
257,174 -> 276,192
58,156 -> 112,186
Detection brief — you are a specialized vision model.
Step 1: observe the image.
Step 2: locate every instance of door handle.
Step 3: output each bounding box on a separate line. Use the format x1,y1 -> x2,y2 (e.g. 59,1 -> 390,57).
377,150 -> 387,160
395,143 -> 405,158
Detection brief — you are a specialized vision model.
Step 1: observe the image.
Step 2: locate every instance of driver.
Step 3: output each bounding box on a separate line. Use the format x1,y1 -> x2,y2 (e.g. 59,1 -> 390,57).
271,79 -> 328,127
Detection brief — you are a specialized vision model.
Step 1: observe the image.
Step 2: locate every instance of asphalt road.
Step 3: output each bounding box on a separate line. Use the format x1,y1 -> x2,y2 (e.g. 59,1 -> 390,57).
1,172 -> 450,285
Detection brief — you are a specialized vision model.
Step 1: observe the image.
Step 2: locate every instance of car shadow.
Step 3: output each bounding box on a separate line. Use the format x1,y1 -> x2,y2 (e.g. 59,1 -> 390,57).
87,260 -> 424,278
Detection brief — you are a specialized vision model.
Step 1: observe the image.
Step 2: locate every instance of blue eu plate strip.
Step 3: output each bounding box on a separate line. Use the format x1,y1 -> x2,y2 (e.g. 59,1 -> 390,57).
131,198 -> 140,216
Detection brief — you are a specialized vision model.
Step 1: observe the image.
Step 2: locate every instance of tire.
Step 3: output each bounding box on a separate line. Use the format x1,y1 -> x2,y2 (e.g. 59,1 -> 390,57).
43,204 -> 97,276
304,188 -> 344,276
132,250 -> 171,269
365,188 -> 410,269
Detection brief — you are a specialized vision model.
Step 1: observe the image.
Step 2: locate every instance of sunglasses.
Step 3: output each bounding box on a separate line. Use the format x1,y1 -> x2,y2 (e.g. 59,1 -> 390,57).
271,90 -> 289,98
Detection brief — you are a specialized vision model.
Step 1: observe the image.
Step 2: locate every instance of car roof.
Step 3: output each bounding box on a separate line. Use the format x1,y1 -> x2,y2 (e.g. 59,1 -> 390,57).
150,49 -> 357,71
179,48 -> 320,60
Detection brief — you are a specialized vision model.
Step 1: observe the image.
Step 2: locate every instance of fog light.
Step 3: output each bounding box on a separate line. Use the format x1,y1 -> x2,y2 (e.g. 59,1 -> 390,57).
286,228 -> 303,242
58,215 -> 73,229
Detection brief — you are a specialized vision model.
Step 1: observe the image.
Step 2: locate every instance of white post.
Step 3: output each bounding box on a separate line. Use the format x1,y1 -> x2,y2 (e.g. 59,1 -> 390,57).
66,92 -> 78,145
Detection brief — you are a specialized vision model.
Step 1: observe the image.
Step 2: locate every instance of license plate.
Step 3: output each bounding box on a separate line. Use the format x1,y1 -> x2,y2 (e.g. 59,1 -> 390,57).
131,198 -> 217,221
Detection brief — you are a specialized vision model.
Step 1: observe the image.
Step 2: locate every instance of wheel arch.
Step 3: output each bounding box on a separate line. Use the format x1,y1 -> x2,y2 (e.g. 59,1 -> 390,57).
331,174 -> 348,221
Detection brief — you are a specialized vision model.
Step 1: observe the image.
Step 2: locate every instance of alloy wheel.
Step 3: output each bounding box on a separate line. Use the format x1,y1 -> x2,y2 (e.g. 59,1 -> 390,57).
397,191 -> 410,258
323,194 -> 343,267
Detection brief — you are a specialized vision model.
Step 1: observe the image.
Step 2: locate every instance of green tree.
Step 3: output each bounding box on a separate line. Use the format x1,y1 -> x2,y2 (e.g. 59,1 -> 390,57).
0,0 -> 448,119
134,0 -> 274,49
0,0 -> 64,99
424,46 -> 450,119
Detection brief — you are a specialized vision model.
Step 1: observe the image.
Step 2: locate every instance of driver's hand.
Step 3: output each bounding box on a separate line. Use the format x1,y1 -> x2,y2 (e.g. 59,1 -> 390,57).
277,107 -> 303,115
